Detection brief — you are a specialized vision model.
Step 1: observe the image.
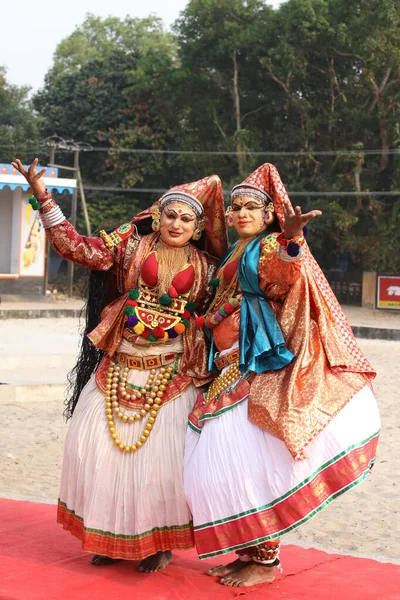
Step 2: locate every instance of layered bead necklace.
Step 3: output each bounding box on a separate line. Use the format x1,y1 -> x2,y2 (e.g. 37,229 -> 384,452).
105,361 -> 176,453
205,360 -> 242,404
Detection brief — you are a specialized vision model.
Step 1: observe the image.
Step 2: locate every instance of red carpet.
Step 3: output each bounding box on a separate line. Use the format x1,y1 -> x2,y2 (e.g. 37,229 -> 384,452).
0,499 -> 399,600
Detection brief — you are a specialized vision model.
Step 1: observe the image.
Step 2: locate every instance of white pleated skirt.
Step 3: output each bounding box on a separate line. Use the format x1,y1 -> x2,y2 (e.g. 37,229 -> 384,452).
184,385 -> 380,559
58,372 -> 197,560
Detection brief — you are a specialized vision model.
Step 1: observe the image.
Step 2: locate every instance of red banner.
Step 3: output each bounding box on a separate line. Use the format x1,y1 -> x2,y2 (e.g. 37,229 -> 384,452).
376,275 -> 400,310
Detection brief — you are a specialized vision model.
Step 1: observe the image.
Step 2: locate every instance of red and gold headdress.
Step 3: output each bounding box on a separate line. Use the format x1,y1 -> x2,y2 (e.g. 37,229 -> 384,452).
231,163 -> 290,228
133,175 -> 228,260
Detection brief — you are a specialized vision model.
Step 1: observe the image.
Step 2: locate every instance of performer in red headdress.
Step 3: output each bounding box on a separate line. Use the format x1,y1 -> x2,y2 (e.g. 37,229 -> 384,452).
12,158 -> 227,572
184,163 -> 380,587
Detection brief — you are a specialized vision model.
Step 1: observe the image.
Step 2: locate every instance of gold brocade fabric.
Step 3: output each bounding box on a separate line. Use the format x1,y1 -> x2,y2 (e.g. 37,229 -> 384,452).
215,163 -> 375,459
249,244 -> 375,460
46,220 -> 114,271
213,310 -> 241,352
88,232 -> 215,387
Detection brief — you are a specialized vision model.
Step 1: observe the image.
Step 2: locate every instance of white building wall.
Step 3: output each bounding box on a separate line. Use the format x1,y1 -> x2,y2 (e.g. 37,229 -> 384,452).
0,188 -> 13,273
10,188 -> 22,274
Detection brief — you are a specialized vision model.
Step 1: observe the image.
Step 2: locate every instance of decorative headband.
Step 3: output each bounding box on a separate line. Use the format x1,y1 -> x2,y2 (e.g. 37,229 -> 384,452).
231,183 -> 273,204
160,191 -> 204,217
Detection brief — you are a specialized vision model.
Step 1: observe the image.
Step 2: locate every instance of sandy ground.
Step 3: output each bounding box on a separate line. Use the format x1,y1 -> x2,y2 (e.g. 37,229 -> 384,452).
0,318 -> 399,563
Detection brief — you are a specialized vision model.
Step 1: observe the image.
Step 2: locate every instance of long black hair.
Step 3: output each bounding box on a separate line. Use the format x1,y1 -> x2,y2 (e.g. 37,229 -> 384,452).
64,219 -> 153,419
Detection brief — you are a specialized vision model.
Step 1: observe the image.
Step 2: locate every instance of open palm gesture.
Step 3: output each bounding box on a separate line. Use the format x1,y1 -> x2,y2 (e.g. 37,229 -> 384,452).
11,158 -> 46,197
282,198 -> 322,239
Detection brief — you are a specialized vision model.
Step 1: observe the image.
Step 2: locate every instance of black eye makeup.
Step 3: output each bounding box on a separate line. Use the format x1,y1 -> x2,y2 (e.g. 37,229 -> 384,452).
165,210 -> 195,222
232,202 -> 263,211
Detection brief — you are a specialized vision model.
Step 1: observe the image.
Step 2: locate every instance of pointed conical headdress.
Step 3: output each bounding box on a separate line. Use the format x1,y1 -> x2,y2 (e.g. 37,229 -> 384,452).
231,162 -> 290,228
133,174 -> 228,259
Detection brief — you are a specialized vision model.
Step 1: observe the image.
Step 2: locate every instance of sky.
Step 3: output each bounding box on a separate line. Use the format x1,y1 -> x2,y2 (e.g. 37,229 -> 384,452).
2,0 -> 283,92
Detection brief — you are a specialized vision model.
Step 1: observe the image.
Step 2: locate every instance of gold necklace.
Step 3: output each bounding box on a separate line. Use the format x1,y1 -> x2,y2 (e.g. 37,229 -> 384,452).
105,361 -> 176,453
208,236 -> 255,314
154,238 -> 190,296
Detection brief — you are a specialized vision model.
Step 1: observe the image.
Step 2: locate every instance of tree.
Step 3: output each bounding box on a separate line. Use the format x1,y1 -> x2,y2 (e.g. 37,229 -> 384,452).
175,0 -> 276,180
0,67 -> 40,164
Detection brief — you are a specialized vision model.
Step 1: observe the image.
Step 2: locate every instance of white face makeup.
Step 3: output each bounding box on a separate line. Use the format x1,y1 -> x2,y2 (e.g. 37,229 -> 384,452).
159,201 -> 197,247
231,195 -> 267,239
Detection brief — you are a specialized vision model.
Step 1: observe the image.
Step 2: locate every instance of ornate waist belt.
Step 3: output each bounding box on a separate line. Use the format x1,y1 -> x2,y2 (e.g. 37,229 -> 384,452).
116,351 -> 178,371
215,348 -> 240,371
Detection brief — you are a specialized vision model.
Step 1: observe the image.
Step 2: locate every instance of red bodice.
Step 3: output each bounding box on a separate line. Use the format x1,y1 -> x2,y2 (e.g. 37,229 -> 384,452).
141,251 -> 195,293
222,259 -> 239,285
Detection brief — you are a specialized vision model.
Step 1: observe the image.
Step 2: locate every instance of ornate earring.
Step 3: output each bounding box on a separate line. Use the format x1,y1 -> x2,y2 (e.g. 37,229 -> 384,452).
225,206 -> 234,227
192,218 -> 205,241
151,206 -> 161,232
264,202 -> 275,226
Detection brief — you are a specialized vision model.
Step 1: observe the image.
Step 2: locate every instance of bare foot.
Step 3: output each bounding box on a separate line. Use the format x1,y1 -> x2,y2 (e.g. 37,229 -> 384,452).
90,555 -> 121,566
220,562 -> 276,587
137,550 -> 173,573
207,558 -> 245,577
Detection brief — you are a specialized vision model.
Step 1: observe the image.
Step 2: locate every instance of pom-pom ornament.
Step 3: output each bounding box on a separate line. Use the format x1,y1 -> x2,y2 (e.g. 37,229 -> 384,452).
128,289 -> 140,300
174,323 -> 186,335
127,315 -> 138,327
210,277 -> 220,290
168,286 -> 179,299
153,326 -> 165,339
223,302 -> 235,315
287,242 -> 300,257
185,302 -> 197,314
28,196 -> 40,210
159,294 -> 173,307
195,316 -> 206,327
133,323 -> 145,335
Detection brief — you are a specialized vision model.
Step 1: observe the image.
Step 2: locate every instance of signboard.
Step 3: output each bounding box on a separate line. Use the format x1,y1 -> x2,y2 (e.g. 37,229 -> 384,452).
376,275 -> 400,311
19,197 -> 46,277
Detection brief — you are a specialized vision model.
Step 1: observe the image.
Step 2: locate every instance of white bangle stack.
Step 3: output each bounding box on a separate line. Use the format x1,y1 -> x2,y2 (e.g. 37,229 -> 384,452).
40,206 -> 66,229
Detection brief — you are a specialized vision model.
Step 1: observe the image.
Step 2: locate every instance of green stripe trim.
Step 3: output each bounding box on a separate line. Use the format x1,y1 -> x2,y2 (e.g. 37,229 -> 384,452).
194,430 -> 379,532
198,464 -> 374,559
58,500 -> 193,541
199,394 -> 247,422
188,420 -> 202,435
126,382 -> 142,391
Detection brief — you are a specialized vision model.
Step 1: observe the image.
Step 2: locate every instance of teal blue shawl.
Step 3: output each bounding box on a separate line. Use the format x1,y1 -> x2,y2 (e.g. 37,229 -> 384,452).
208,232 -> 294,374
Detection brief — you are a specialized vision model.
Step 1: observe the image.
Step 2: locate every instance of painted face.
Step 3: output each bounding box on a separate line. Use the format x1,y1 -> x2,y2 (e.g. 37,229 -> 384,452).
231,195 -> 266,238
159,201 -> 197,246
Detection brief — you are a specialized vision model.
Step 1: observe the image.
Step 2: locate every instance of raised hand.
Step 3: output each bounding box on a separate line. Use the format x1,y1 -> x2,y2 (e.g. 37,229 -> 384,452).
282,198 -> 322,239
11,158 -> 46,198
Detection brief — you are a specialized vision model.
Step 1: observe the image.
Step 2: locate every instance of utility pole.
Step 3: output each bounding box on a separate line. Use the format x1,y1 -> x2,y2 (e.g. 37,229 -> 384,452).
49,142 -> 56,165
77,166 -> 92,237
42,135 -> 93,298
43,139 -> 56,296
66,150 -> 79,299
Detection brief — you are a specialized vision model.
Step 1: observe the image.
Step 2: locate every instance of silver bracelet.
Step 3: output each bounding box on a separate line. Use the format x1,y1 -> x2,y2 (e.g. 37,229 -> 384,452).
40,206 -> 66,229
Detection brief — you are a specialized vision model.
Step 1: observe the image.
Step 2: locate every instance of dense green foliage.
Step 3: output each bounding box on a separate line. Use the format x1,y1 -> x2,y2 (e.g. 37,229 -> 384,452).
1,1 -> 399,274
0,67 -> 40,163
